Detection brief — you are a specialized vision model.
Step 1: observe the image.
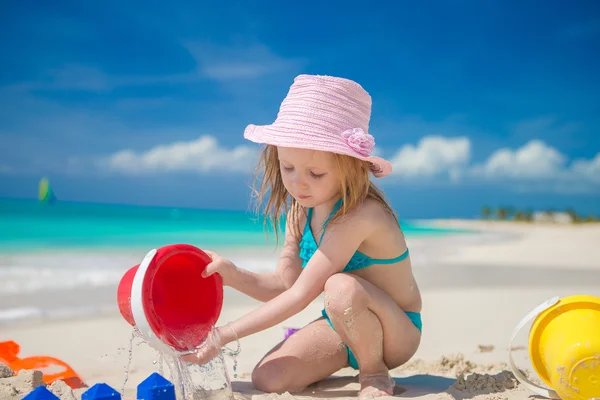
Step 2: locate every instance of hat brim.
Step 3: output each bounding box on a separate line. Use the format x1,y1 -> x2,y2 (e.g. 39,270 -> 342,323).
244,124 -> 392,178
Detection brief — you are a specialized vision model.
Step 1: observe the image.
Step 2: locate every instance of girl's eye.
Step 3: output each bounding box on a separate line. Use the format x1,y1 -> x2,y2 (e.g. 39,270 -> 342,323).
310,172 -> 325,179
281,165 -> 293,171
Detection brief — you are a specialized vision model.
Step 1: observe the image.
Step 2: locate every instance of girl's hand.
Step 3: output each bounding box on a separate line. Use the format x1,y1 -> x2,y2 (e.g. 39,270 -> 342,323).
180,325 -> 237,366
180,329 -> 222,365
202,250 -> 237,286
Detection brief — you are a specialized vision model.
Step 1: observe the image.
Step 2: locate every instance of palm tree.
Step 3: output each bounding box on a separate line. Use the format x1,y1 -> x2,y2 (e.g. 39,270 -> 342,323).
566,208 -> 580,223
496,207 -> 508,220
481,206 -> 492,220
505,206 -> 516,220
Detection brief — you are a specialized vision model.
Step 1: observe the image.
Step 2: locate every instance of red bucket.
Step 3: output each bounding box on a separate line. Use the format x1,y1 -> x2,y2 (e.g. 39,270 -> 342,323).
117,244 -> 223,352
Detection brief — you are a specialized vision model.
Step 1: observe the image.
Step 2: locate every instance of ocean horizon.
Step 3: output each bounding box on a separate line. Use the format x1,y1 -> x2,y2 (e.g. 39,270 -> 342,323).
0,197 -> 468,253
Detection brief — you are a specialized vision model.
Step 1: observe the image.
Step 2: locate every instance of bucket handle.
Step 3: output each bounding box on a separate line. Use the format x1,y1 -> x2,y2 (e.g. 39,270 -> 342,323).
131,249 -> 164,351
508,296 -> 560,399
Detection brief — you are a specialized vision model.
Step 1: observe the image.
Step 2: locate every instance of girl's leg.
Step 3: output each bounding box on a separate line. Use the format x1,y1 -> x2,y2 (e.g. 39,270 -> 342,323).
251,318 -> 349,393
323,273 -> 422,397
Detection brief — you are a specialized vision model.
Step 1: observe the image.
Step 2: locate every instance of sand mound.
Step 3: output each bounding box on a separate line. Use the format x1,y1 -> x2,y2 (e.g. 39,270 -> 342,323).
0,363 -> 77,400
451,370 -> 519,396
388,354 -> 528,399
1,355 -> 531,400
394,353 -> 508,378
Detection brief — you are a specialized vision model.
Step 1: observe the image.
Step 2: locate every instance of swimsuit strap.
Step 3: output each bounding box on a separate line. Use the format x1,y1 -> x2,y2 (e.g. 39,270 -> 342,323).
306,198 -> 344,245
369,248 -> 410,264
306,207 -> 313,228
318,198 -> 343,244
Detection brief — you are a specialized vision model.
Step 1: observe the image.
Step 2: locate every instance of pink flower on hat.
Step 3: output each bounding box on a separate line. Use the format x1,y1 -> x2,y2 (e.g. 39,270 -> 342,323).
341,128 -> 375,157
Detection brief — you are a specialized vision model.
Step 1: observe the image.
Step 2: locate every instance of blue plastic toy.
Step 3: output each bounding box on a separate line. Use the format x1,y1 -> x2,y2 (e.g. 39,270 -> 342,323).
19,372 -> 180,400
137,372 -> 175,400
22,386 -> 59,400
82,383 -> 121,400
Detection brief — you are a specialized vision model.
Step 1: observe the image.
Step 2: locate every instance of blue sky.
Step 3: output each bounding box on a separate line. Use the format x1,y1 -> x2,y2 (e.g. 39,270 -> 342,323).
1,0 -> 599,218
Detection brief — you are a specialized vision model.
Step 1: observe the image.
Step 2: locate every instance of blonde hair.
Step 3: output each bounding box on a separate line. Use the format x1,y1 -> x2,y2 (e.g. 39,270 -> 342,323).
251,145 -> 398,246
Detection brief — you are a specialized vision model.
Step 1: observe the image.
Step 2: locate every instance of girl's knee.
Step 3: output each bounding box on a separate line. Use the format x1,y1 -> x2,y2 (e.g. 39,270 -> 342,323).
252,362 -> 303,393
324,273 -> 367,317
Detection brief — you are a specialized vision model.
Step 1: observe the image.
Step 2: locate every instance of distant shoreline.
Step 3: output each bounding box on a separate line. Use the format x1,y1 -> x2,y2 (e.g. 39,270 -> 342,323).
420,218 -> 600,229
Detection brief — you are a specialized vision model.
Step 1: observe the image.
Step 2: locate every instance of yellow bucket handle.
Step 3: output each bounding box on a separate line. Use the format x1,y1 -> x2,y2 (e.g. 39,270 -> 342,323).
508,296 -> 561,399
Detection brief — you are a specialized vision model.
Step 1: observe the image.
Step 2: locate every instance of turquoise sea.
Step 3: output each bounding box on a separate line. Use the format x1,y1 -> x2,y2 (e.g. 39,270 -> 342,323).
0,197 -> 467,324
0,198 -> 465,252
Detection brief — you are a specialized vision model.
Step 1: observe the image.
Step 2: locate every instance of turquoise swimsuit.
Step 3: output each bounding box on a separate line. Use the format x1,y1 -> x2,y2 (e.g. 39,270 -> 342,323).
298,198 -> 422,370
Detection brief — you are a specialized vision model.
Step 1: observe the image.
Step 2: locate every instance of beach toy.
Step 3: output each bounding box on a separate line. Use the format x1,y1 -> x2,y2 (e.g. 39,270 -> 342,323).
508,294 -> 600,400
117,244 -> 224,353
137,372 -> 175,400
283,327 -> 300,339
0,340 -> 86,389
81,383 -> 121,400
22,386 -> 60,400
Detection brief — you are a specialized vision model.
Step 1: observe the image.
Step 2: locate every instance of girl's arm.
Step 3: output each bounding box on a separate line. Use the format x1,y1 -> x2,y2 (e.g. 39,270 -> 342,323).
220,211 -> 372,343
225,210 -> 304,302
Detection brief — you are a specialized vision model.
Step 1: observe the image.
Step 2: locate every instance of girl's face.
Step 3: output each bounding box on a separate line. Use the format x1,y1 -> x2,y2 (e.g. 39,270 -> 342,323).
277,146 -> 341,208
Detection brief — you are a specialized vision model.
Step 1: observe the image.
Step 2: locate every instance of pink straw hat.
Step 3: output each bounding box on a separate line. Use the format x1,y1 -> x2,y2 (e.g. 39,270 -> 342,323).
244,74 -> 392,178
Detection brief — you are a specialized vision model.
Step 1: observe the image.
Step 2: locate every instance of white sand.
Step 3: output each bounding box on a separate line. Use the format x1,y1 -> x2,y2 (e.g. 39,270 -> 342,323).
2,221 -> 600,399
424,220 -> 600,270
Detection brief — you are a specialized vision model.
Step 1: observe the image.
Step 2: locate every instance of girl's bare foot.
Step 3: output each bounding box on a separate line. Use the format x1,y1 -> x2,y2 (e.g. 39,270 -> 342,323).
359,372 -> 395,398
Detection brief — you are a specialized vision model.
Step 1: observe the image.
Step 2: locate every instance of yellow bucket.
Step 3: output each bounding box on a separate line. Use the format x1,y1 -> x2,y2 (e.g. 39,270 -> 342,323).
509,294 -> 600,399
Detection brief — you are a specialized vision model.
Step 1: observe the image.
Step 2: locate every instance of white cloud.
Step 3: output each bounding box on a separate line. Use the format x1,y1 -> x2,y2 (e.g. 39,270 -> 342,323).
382,135 -> 598,193
5,64 -> 200,93
389,136 -> 471,182
570,153 -> 600,184
468,139 -> 599,193
511,117 -> 580,140
185,42 -> 306,81
100,135 -> 259,175
471,140 -> 568,180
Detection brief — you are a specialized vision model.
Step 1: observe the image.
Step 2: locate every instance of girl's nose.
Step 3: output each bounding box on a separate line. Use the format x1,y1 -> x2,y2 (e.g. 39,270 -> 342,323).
292,173 -> 308,189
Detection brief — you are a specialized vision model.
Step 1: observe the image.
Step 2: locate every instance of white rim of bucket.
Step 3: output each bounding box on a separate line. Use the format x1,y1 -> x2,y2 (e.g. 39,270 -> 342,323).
130,248 -> 164,350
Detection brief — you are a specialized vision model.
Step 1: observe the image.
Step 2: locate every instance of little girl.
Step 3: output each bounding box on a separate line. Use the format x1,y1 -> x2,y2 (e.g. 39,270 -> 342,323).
183,74 -> 423,398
